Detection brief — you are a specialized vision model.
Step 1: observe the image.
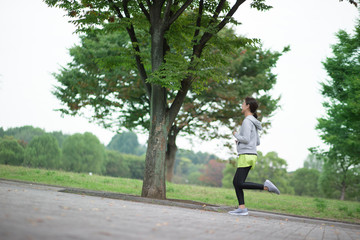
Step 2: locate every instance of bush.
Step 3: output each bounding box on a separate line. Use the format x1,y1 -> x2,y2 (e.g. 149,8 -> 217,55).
104,150 -> 131,178
0,137 -> 24,166
62,132 -> 106,174
23,134 -> 61,169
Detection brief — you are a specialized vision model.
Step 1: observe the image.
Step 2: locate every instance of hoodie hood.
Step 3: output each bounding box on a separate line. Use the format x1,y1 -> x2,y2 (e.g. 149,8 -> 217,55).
246,115 -> 262,131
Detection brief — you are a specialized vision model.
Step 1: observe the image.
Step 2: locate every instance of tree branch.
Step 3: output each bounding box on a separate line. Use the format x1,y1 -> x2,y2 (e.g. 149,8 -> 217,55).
194,0 -> 246,57
209,0 -> 226,26
167,0 -> 194,28
137,0 -> 151,21
107,0 -> 151,99
194,0 -> 203,38
162,0 -> 173,25
168,76 -> 192,125
192,0 -> 203,50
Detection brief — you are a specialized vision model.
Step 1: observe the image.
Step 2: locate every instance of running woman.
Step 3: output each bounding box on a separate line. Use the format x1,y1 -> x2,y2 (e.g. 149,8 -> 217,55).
229,97 -> 280,216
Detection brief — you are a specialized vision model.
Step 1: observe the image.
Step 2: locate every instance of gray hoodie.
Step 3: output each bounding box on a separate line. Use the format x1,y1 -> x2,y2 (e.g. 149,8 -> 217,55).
234,115 -> 262,155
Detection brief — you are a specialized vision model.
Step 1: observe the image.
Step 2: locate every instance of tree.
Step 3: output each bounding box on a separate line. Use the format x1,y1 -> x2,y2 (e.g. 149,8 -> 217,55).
0,127 -> 4,138
53,26 -> 284,183
104,150 -> 131,178
45,0 -> 274,199
3,126 -> 46,144
318,159 -> 360,200
107,132 -> 145,155
303,153 -> 323,172
23,134 -> 62,169
290,168 -> 320,197
0,137 -> 24,166
315,17 -> 360,200
199,159 -> 225,187
62,132 -> 106,174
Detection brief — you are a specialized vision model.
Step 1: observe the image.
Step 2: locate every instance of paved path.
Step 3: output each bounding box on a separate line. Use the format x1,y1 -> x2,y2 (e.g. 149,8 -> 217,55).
0,180 -> 359,240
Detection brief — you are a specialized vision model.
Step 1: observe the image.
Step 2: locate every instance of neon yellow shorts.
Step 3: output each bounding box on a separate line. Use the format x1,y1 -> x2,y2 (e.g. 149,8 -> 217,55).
237,154 -> 257,169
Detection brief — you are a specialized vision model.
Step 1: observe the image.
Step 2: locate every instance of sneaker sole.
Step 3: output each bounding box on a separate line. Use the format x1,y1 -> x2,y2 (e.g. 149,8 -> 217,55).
229,212 -> 249,216
265,180 -> 280,195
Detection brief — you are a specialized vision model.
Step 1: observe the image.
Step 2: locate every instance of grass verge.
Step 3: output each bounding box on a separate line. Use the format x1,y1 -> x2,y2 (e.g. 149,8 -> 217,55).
1,164 -> 359,224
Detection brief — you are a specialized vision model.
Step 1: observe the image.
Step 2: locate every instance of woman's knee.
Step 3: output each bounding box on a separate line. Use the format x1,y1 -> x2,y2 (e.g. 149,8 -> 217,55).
233,180 -> 244,189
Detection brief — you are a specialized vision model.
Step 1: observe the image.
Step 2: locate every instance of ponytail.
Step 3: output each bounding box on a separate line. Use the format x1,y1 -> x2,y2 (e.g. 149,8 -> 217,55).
245,96 -> 259,119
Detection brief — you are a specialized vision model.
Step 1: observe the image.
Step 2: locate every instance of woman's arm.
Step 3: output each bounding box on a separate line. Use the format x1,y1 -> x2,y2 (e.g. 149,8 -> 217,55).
233,119 -> 252,144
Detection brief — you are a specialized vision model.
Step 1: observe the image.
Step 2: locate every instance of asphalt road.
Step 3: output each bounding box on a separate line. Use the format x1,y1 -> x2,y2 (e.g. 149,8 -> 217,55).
0,180 -> 359,240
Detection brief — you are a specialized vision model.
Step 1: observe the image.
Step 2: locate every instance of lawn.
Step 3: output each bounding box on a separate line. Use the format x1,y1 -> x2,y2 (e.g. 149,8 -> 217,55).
1,164 -> 359,224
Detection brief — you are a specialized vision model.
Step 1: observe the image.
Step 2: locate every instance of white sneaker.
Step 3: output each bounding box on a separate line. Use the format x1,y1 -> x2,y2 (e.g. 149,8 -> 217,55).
228,208 -> 249,216
264,180 -> 280,195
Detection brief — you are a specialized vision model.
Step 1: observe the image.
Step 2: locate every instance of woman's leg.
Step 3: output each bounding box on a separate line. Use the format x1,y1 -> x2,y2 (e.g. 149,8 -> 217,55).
233,167 -> 264,207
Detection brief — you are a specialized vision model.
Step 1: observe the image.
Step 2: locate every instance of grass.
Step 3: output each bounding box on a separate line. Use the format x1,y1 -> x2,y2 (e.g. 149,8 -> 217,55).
1,164 -> 360,224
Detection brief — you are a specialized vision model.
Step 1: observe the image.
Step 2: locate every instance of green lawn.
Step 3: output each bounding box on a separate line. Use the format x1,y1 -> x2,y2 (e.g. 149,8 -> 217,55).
1,164 -> 359,224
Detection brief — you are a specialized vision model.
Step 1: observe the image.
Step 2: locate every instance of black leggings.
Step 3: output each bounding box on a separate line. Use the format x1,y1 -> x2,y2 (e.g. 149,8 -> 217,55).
233,167 -> 264,205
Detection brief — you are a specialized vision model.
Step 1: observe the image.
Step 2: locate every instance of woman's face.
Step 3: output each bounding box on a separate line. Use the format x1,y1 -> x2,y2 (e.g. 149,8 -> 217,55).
241,101 -> 249,113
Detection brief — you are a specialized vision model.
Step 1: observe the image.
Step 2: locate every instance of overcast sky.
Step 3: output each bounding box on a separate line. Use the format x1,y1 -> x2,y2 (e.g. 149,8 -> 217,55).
0,0 -> 358,171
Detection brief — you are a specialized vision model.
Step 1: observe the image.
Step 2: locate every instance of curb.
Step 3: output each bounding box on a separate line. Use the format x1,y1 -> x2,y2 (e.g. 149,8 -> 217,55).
2,178 -> 360,229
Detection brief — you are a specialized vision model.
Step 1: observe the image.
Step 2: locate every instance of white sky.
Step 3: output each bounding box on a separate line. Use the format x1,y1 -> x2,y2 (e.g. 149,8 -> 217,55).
0,0 -> 358,171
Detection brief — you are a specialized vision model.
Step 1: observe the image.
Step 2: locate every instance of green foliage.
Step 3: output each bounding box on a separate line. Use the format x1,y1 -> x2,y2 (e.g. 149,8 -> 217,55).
176,149 -> 217,165
318,160 -> 360,201
23,134 -> 61,169
0,137 -> 24,166
62,132 -> 106,174
107,132 -> 145,155
104,150 -> 131,178
221,160 -> 237,188
303,153 -> 323,171
3,126 -> 46,144
290,168 -> 320,197
315,18 -> 360,200
50,131 -> 70,148
121,153 -> 145,180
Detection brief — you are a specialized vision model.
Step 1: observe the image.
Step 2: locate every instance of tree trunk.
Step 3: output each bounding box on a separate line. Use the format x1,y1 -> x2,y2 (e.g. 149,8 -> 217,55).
141,15 -> 169,199
165,127 -> 179,182
340,182 -> 346,201
141,86 -> 169,199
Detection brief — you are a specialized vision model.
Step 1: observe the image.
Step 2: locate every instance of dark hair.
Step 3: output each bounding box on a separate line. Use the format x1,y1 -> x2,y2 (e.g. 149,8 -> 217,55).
245,97 -> 259,119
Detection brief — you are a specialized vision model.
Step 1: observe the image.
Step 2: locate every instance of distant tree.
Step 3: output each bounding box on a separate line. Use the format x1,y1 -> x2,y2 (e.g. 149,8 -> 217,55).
104,150 -> 131,178
50,131 -> 70,148
107,132 -> 145,155
221,160 -> 237,188
4,126 -> 45,144
0,127 -> 4,138
62,132 -> 106,174
121,154 -> 146,180
23,134 -> 61,169
187,164 -> 203,185
316,154 -> 360,201
290,168 -> 320,197
199,160 -> 226,187
0,137 -> 24,166
175,149 -> 217,165
303,153 -> 323,171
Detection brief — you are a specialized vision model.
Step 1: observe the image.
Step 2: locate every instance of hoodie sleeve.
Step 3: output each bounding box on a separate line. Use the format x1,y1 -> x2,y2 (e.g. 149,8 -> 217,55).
234,119 -> 252,144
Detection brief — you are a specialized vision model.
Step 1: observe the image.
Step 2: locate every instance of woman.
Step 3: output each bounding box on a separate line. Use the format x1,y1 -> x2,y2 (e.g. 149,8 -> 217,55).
229,97 -> 280,216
